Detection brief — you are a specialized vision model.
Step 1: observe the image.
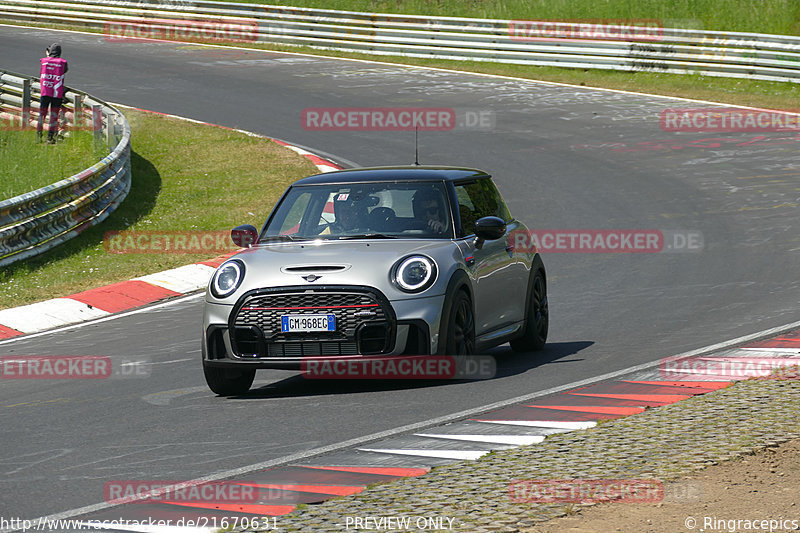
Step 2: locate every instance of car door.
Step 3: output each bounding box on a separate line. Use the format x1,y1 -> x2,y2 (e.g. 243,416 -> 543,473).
453,179 -> 527,336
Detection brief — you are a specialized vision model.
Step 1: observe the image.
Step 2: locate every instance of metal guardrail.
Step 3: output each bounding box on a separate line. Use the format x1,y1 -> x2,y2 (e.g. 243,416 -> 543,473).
0,68 -> 131,267
1,0 -> 800,83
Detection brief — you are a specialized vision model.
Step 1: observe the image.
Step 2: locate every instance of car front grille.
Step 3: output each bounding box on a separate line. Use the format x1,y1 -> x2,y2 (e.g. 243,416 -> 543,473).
229,288 -> 393,357
267,342 -> 359,357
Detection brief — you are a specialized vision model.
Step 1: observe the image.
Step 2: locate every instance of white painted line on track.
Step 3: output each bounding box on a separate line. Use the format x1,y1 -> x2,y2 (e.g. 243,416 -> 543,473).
77,522 -> 212,533
358,448 -> 489,460
415,434 -> 545,446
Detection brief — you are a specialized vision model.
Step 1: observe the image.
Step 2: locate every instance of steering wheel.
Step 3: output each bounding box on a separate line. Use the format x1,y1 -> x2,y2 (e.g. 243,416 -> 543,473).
369,207 -> 396,230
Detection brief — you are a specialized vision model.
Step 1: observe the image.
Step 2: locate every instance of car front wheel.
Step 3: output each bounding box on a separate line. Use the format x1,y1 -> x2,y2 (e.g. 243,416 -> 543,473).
203,363 -> 256,396
443,290 -> 475,355
510,267 -> 548,352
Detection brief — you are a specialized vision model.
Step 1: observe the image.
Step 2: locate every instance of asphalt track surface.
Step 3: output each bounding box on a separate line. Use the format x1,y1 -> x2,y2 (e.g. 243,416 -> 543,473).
2,26 -> 800,523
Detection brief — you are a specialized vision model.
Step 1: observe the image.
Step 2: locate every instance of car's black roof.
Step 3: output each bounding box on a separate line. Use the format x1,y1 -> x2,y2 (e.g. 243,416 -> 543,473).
292,166 -> 491,186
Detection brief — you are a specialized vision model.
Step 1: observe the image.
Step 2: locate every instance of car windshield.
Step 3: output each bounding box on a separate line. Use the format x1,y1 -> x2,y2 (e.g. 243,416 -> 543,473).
263,182 -> 454,240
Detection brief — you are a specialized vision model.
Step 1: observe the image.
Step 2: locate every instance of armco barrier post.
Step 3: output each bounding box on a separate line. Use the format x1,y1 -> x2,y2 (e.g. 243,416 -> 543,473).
59,105 -> 67,135
93,104 -> 102,142
106,110 -> 115,147
21,78 -> 30,129
73,94 -> 83,132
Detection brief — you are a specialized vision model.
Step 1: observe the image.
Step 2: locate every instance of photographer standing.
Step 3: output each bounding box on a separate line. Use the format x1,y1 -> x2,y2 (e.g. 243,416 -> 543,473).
37,43 -> 68,144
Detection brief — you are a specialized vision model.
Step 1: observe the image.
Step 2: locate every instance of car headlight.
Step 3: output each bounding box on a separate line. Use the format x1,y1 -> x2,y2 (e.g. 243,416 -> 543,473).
393,255 -> 437,293
211,260 -> 245,298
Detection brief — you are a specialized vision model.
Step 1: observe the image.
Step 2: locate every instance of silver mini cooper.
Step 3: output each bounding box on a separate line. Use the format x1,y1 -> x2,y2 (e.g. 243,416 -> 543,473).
202,166 -> 547,395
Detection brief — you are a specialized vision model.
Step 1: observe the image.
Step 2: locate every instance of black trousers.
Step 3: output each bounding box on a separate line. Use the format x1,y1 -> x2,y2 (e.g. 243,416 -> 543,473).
37,95 -> 63,139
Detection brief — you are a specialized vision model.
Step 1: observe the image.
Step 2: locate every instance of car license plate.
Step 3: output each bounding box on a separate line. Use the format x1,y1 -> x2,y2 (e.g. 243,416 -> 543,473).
281,314 -> 336,333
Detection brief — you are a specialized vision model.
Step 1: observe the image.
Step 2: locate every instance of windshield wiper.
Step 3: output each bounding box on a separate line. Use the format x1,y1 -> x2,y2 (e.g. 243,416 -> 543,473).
260,235 -> 306,242
337,233 -> 398,240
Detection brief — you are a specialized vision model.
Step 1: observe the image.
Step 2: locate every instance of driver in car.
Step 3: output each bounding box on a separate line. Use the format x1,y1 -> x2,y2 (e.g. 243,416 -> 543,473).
325,193 -> 368,234
413,189 -> 448,234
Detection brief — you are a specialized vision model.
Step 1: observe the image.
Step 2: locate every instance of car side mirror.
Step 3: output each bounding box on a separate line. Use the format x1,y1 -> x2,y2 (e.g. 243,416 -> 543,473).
231,224 -> 258,248
474,216 -> 506,241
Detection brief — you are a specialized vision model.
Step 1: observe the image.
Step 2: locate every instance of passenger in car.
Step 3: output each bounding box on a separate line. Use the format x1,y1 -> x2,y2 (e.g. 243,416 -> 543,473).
412,189 -> 448,234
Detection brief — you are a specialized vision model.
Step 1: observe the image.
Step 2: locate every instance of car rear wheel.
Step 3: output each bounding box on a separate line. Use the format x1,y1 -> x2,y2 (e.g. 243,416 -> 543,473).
443,290 -> 475,355
510,268 -> 548,352
203,363 -> 256,396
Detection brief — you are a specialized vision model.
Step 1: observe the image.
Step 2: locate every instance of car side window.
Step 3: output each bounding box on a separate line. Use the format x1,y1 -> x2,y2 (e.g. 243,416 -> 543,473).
482,179 -> 512,222
454,179 -> 511,236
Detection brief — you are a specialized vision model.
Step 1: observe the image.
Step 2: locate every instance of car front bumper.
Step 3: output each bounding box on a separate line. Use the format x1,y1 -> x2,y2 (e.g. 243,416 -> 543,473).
202,287 -> 446,370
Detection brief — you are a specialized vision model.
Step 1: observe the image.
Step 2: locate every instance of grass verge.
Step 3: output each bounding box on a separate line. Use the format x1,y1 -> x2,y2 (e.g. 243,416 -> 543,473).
0,108 -> 317,310
158,0 -> 800,35
0,129 -> 107,201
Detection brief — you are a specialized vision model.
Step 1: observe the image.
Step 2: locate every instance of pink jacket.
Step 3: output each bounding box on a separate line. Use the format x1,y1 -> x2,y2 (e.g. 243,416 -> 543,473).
40,57 -> 68,98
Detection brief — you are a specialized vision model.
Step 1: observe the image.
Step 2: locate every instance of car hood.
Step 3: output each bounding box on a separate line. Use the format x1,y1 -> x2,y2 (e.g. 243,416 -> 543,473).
208,238 -> 464,304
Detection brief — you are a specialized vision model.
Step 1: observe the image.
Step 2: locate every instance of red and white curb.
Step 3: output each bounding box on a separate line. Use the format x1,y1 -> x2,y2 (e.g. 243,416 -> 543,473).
64,330 -> 800,532
0,111 -> 342,340
272,139 -> 340,173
